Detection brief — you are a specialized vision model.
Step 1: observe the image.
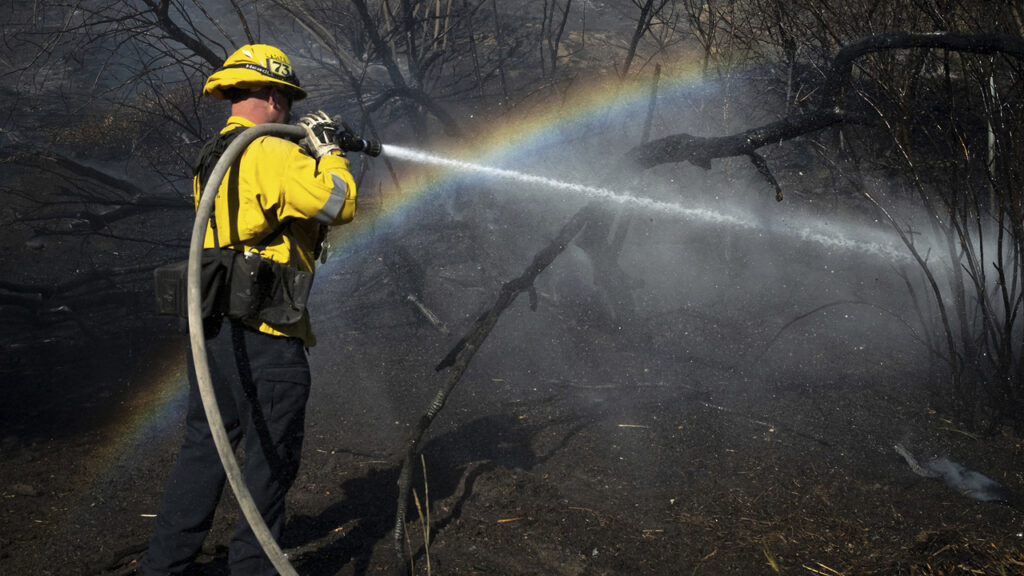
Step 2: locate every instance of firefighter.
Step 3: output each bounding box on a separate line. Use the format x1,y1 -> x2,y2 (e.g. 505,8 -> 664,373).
142,44 -> 357,576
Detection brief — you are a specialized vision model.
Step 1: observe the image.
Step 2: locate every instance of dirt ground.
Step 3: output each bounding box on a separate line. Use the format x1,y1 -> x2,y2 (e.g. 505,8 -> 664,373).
3,209 -> 1024,576
4,3 -> 1022,574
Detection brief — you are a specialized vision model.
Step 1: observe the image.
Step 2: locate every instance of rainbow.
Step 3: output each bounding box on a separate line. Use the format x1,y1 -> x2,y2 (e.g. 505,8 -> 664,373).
318,60 -> 713,270
82,57 -> 915,519
74,58 -> 917,541
85,61 -> 713,501
62,345 -> 188,533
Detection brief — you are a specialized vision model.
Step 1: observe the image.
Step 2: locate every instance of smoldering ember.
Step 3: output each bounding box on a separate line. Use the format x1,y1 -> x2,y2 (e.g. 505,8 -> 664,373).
2,2 -> 1023,575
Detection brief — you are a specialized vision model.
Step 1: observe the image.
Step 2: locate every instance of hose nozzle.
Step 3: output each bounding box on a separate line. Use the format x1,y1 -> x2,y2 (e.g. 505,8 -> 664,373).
338,131 -> 382,157
335,119 -> 382,157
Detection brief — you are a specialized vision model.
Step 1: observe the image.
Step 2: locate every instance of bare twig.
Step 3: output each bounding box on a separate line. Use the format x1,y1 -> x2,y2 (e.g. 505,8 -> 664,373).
406,294 -> 449,334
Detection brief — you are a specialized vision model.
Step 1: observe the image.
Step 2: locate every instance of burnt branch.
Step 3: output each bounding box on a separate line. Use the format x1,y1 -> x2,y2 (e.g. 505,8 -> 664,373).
8,147 -> 146,197
391,203 -> 599,574
146,0 -> 223,69
365,86 -> 464,138
826,31 -> 1024,103
4,145 -> 191,229
627,30 -> 1024,194
0,262 -> 156,323
348,0 -> 464,140
747,150 -> 784,202
627,107 -> 850,178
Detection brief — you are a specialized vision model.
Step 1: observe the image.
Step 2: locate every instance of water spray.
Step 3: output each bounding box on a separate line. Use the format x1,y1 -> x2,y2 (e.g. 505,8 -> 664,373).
383,145 -> 913,263
385,145 -> 744,223
186,131 -> 908,576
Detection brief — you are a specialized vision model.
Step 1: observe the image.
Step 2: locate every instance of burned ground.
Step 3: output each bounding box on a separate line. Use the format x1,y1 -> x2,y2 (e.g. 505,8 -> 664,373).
3,1 -> 1024,574
2,186 -> 1023,576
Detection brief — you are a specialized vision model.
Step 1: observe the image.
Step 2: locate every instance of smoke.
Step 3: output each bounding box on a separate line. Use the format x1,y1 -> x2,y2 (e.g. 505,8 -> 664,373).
372,151 -> 925,398
329,72 -> 940,476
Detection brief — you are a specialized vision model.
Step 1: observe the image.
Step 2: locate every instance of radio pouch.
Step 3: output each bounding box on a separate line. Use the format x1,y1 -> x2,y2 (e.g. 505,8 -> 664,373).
153,128 -> 312,326
153,249 -> 238,320
245,255 -> 313,325
154,249 -> 313,326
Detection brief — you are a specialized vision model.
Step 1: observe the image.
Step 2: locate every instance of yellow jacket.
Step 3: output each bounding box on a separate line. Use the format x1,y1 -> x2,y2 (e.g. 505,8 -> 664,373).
193,116 -> 357,346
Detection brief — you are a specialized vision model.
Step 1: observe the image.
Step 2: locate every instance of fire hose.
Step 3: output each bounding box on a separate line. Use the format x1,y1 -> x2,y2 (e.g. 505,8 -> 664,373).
186,122 -> 379,576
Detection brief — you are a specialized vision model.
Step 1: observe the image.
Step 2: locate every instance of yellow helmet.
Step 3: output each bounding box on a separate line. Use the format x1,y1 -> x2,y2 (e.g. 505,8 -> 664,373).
203,44 -> 307,101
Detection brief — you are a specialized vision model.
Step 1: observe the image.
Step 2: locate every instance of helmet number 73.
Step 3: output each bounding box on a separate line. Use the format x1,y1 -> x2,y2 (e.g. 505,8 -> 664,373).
267,58 -> 292,78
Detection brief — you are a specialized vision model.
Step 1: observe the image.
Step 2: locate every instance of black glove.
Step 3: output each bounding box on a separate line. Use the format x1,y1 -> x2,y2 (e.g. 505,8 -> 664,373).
298,110 -> 341,158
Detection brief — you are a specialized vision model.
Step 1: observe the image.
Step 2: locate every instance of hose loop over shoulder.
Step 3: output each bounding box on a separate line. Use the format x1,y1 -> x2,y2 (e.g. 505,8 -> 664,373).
186,123 -> 306,576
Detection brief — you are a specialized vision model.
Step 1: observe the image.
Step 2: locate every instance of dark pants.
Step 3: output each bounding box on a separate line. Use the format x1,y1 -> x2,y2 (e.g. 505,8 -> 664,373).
143,319 -> 311,576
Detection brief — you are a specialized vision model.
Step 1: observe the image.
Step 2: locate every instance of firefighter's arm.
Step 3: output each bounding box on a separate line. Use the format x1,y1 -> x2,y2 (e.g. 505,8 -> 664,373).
312,153 -> 357,225
261,137 -> 357,226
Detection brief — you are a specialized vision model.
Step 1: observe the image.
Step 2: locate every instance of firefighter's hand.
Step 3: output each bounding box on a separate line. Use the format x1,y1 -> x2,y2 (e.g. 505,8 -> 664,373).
298,110 -> 341,158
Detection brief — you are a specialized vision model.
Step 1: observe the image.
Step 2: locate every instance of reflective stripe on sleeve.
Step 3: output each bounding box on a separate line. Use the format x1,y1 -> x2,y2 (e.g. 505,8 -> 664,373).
314,173 -> 349,224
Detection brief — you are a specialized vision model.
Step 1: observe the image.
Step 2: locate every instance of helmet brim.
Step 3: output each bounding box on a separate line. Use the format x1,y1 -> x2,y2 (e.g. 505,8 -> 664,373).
203,60 -> 308,101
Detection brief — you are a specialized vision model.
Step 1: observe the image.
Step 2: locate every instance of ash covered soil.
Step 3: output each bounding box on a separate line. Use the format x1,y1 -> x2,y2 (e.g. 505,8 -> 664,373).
2,199 -> 1024,576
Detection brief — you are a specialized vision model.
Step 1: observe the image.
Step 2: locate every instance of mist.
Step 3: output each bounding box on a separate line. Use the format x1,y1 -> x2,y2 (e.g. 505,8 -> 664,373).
2,2 -> 1023,574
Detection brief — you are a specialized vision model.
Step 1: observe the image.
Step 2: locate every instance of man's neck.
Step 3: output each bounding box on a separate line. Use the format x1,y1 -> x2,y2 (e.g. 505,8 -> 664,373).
231,97 -> 276,124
